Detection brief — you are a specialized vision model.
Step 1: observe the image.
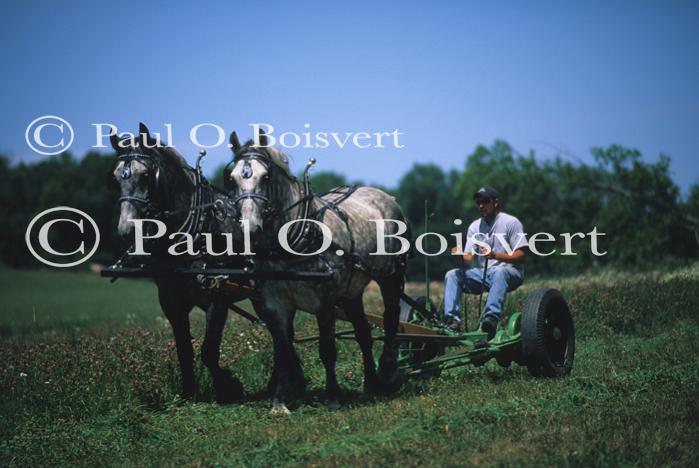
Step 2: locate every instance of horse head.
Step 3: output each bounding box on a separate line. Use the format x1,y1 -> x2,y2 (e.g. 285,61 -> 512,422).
226,129 -> 296,243
109,123 -> 194,239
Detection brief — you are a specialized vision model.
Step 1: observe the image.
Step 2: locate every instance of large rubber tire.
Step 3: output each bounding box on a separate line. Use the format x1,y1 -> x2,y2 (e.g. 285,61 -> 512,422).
521,288 -> 575,377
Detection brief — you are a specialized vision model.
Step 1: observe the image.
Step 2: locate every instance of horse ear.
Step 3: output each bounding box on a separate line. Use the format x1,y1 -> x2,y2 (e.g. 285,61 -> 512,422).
139,122 -> 158,147
229,131 -> 241,152
257,128 -> 269,147
110,132 -> 123,153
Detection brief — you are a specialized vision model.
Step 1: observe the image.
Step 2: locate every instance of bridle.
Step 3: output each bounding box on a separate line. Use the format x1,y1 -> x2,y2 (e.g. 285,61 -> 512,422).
115,152 -> 163,213
227,150 -> 292,219
113,149 -> 206,237
226,149 -> 319,253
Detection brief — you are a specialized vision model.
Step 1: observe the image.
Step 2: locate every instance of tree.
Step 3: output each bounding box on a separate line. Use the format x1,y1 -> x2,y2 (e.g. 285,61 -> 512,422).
591,145 -> 696,263
209,163 -> 228,189
394,163 -> 461,280
686,183 -> 699,247
308,171 -> 350,194
453,141 -> 696,273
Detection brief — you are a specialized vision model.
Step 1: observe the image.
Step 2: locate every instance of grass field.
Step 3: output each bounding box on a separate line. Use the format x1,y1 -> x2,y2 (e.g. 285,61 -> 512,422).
1,265 -> 698,466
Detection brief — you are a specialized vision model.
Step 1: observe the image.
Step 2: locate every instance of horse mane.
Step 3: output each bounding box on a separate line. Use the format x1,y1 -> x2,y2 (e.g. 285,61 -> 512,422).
154,145 -> 195,195
157,145 -> 190,170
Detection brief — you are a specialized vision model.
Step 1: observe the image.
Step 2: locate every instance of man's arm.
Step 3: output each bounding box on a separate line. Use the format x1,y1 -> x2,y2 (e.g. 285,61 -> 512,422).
482,247 -> 526,264
485,216 -> 527,264
457,247 -> 526,264
450,247 -> 474,263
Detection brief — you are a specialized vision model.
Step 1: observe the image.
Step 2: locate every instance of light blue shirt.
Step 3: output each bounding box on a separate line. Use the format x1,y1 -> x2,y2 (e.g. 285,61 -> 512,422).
463,212 -> 527,272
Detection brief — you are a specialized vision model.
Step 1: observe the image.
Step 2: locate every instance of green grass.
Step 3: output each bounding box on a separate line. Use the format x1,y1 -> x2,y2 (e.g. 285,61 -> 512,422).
0,269 -> 160,337
1,266 -> 698,466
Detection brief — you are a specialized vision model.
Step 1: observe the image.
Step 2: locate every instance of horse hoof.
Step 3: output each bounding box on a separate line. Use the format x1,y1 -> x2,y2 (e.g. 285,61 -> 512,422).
363,377 -> 383,396
326,398 -> 341,410
378,352 -> 398,380
289,377 -> 307,399
377,369 -> 404,395
270,403 -> 291,415
180,385 -> 196,400
214,371 -> 244,404
266,370 -> 278,396
267,372 -> 305,398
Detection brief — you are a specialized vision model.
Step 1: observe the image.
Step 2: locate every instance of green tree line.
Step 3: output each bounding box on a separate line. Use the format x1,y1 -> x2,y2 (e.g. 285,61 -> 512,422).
3,142 -> 698,279
396,142 -> 699,278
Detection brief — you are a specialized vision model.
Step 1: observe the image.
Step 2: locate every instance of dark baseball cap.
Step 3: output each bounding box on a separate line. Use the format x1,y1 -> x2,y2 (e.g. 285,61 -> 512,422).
473,186 -> 499,200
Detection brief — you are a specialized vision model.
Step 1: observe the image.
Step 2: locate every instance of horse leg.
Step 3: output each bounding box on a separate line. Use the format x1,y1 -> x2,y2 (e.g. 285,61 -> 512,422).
343,295 -> 381,395
376,268 -> 406,393
316,308 -> 341,409
285,310 -> 306,396
265,309 -> 305,398
258,303 -> 298,414
201,299 -> 243,403
158,283 -> 196,399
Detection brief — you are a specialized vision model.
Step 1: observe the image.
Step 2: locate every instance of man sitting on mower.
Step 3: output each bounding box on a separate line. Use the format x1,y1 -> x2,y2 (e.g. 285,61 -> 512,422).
443,186 -> 528,338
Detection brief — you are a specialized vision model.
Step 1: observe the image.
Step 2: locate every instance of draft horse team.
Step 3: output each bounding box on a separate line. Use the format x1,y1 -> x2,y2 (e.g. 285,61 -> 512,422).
109,124 -> 410,413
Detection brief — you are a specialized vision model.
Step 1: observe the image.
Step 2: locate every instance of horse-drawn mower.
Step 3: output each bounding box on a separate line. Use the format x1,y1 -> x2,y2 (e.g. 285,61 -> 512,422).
291,286 -> 576,379
102,265 -> 575,380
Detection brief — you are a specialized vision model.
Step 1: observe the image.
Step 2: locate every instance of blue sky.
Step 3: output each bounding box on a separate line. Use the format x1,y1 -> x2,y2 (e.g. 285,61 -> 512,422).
2,1 -> 698,193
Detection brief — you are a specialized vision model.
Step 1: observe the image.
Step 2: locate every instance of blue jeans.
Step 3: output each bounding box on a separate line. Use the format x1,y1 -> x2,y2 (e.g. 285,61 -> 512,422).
443,266 -> 523,323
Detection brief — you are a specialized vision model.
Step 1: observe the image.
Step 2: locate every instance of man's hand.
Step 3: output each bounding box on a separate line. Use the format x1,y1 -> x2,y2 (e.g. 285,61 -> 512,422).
451,246 -> 473,263
482,248 -> 498,260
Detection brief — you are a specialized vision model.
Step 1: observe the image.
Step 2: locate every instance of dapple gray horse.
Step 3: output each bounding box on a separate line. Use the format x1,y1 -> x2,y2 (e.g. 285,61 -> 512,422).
110,123 -> 248,403
226,130 -> 410,413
